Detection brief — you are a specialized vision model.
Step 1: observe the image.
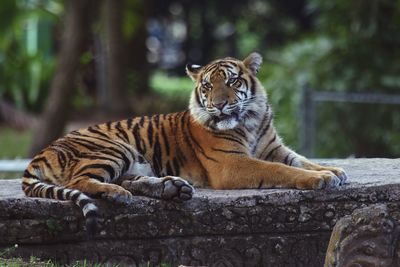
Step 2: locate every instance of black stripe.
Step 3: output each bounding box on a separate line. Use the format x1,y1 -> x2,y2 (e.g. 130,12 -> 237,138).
267,133 -> 277,147
79,172 -> 105,182
166,161 -> 173,175
39,185 -> 48,197
147,120 -> 154,147
242,76 -> 249,89
160,126 -> 170,156
75,133 -> 136,166
71,192 -> 80,202
23,169 -> 39,179
152,135 -> 162,176
80,153 -> 121,168
78,198 -> 91,208
85,209 -> 98,218
68,137 -> 104,151
173,157 -> 180,176
219,63 -> 234,69
168,114 -> 174,128
106,121 -> 112,130
87,127 -> 110,139
31,157 -> 54,172
212,132 -> 246,147
31,184 -> 41,196
76,163 -> 116,179
65,190 -> 72,199
229,61 -> 238,67
283,153 -> 290,165
115,121 -> 130,143
254,112 -> 269,137
127,118 -> 133,129
254,115 -> 273,145
195,87 -> 202,105
64,141 -> 122,171
186,114 -> 218,163
56,151 -> 67,172
22,181 -> 38,187
55,142 -> 80,157
233,128 -> 246,138
85,133 -> 135,157
139,116 -> 145,127
45,186 -> 55,198
289,157 -> 295,166
133,124 -> 146,155
259,133 -> 278,159
56,189 -> 64,200
249,76 -> 256,95
68,138 -> 129,166
134,175 -> 144,181
212,148 -> 246,155
153,114 -> 160,128
264,145 -> 282,160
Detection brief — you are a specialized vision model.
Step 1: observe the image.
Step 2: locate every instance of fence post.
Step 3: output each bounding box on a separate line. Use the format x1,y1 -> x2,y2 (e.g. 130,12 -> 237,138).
299,84 -> 316,157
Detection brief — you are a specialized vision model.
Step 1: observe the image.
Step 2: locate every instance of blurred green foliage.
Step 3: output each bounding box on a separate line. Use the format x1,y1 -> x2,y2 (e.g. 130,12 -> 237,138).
0,0 -> 61,111
151,71 -> 192,100
0,0 -> 399,158
0,126 -> 32,159
261,0 -> 400,157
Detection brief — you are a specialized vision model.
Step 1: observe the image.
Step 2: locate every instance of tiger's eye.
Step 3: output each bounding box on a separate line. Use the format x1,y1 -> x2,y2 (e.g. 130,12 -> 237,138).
202,82 -> 212,90
227,78 -> 237,85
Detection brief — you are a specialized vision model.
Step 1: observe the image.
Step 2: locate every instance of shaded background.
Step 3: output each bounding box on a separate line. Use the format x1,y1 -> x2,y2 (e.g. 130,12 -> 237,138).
0,0 -> 399,159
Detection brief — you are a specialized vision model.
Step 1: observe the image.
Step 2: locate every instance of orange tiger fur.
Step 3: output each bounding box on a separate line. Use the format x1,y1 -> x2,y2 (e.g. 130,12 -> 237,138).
22,52 -> 347,234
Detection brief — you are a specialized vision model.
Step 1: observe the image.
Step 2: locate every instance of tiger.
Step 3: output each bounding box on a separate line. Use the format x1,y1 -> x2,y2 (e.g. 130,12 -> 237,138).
22,52 -> 347,234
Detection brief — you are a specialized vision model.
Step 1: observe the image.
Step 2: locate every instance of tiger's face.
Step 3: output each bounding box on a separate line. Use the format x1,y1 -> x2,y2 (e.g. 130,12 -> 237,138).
187,52 -> 266,130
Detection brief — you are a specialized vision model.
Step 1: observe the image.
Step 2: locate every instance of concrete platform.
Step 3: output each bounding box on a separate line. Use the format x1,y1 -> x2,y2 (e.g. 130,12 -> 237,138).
1,158 -> 400,266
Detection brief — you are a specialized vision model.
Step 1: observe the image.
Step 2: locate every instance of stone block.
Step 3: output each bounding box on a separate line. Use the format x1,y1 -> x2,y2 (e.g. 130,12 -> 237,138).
0,159 -> 399,266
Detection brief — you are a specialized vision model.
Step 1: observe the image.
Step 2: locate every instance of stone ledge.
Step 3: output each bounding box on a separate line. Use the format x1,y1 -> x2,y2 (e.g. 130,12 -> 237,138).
0,158 -> 400,266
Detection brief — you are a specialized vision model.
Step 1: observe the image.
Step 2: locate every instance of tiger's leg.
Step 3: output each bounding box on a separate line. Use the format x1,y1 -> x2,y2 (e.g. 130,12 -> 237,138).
118,175 -> 194,202
259,142 -> 348,186
66,175 -> 133,203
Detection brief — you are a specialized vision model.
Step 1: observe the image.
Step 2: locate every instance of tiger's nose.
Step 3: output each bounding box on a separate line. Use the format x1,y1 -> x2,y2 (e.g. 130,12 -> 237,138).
213,101 -> 227,110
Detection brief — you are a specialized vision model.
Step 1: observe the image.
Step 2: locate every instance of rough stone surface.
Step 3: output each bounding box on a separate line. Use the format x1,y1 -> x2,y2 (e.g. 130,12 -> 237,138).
0,158 -> 399,266
325,204 -> 400,267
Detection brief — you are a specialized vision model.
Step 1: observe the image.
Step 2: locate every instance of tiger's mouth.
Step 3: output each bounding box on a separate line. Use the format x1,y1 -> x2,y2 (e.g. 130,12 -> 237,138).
213,112 -> 239,123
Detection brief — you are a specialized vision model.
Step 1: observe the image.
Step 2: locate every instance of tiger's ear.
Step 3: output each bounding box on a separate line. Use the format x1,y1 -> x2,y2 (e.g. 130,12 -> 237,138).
186,64 -> 203,81
243,52 -> 263,75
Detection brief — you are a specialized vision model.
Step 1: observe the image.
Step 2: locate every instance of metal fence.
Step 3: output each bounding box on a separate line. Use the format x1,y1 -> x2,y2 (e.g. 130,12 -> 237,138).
0,159 -> 30,172
299,85 -> 400,157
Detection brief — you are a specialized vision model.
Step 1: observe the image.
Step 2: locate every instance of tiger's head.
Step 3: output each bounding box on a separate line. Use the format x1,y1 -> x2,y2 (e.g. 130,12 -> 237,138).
186,52 -> 267,131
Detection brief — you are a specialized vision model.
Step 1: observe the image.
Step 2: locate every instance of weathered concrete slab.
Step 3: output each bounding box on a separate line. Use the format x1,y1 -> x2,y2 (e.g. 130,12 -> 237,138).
0,158 -> 400,266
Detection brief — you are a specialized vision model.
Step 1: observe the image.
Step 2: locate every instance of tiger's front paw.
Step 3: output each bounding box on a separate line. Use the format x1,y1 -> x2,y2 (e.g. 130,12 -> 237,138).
321,166 -> 348,185
161,176 -> 194,202
296,170 -> 342,190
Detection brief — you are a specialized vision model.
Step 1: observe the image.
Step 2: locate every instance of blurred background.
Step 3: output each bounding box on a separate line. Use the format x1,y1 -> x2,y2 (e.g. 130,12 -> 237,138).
0,0 -> 399,164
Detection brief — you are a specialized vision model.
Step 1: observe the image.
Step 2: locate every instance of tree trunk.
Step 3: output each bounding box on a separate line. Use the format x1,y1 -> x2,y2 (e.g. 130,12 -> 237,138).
29,0 -> 94,156
125,0 -> 151,97
104,0 -> 131,114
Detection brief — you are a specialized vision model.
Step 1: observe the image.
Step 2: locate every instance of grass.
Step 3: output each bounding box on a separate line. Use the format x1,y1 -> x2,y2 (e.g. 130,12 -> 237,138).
0,257 -> 173,267
0,257 -> 119,267
0,256 -> 55,267
0,247 -> 172,267
0,171 -> 22,180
